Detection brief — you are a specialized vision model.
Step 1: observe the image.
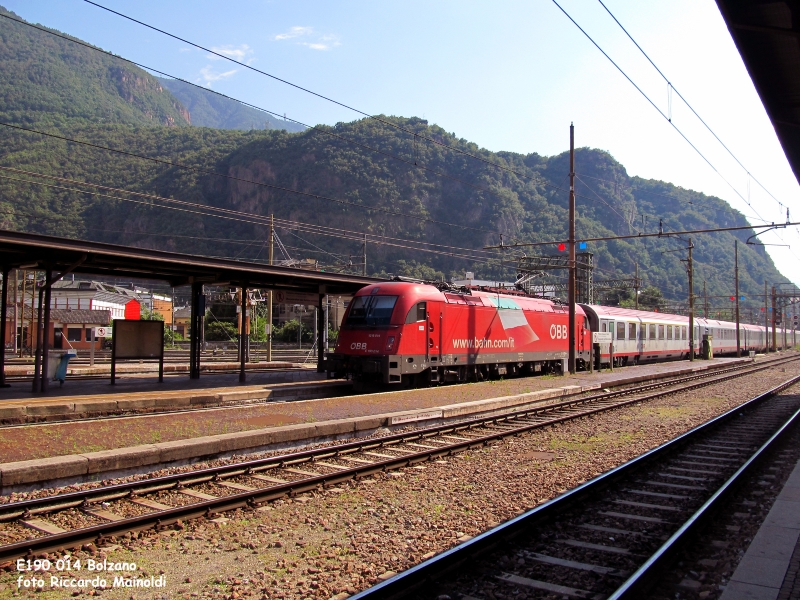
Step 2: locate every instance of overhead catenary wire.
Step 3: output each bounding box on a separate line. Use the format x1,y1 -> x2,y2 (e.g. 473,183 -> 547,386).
0,165 -> 504,260
596,0 -> 787,215
0,11 -> 569,210
550,0 -> 772,228
0,120 -> 497,235
0,173 -> 508,268
81,0 -> 577,189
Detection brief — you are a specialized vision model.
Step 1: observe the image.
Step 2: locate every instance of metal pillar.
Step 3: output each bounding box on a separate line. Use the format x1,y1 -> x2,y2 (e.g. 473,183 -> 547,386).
317,294 -> 325,373
735,240 -> 741,357
362,234 -> 367,276
31,277 -> 44,393
267,214 -> 274,363
772,286 -> 777,352
239,284 -> 248,383
189,282 -> 203,379
568,123 -> 576,374
688,239 -> 694,362
765,281 -> 769,351
12,269 -> 17,355
40,269 -> 53,392
0,267 -> 8,387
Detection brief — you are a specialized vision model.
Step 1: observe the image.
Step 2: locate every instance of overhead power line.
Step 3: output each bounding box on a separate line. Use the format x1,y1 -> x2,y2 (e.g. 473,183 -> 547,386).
597,0 -> 786,215
82,0 -> 566,188
0,168 -> 504,267
550,0 -> 771,227
0,12 -> 568,212
0,120 -> 499,234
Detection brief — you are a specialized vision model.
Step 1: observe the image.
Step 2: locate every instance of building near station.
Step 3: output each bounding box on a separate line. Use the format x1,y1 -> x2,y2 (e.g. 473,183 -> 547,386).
4,278 -> 174,352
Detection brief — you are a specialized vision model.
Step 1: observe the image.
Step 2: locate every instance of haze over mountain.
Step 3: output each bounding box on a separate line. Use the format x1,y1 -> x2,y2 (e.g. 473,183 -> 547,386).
158,78 -> 305,133
0,5 -> 784,314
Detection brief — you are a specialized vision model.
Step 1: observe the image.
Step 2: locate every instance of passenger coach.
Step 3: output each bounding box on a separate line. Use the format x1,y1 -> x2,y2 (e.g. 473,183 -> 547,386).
329,281 -> 787,385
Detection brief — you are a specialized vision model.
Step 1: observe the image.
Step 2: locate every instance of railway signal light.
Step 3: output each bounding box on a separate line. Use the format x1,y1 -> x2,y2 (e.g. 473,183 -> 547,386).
578,242 -> 587,250
730,296 -> 735,301
558,243 -> 566,251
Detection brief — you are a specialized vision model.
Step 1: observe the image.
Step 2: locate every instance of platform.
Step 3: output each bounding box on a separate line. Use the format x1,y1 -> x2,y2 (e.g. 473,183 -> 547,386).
721,456 -> 800,599
0,356 -> 758,493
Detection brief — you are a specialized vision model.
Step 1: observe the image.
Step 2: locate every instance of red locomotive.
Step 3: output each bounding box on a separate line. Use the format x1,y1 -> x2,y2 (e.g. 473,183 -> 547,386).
327,281 -> 787,386
327,281 -> 590,385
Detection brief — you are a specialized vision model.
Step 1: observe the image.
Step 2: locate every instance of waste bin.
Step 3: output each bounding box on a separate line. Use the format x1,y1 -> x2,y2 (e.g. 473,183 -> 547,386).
50,350 -> 77,385
47,351 -> 63,381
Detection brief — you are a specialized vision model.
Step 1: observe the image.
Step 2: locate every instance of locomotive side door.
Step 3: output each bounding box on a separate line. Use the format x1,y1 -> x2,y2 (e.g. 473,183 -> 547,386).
427,301 -> 443,360
404,301 -> 427,359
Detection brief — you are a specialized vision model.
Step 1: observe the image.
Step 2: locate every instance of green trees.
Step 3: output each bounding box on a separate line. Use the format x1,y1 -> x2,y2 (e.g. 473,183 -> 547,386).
0,6 -> 787,310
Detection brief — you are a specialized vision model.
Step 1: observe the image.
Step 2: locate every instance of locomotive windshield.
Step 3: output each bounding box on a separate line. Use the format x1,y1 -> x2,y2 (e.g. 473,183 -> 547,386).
345,295 -> 398,327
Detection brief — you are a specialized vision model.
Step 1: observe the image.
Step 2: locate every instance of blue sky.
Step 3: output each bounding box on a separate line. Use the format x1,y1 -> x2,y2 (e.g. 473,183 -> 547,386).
4,0 -> 800,287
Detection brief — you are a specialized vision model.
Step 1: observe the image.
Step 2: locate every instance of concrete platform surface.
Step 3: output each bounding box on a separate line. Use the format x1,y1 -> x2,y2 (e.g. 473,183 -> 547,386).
721,457 -> 800,600
0,357 -> 758,492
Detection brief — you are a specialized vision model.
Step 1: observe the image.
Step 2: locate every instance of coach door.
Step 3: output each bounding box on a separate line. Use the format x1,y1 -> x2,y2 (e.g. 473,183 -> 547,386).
427,302 -> 443,361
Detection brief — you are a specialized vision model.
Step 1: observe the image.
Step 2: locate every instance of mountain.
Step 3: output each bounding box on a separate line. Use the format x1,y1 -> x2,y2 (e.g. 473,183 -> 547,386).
0,6 -> 190,128
158,78 -> 305,133
0,6 -> 787,315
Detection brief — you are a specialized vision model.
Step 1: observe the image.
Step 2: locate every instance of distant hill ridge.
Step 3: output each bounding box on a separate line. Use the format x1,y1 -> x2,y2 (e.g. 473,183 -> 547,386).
0,5 -> 787,306
0,5 -> 302,133
158,78 -> 305,133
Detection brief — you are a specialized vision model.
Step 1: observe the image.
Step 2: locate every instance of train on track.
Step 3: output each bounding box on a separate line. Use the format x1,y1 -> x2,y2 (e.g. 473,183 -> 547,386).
326,280 -> 794,386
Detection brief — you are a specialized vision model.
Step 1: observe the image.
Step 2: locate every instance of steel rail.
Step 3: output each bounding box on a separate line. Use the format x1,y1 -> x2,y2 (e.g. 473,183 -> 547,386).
608,378 -> 800,598
349,372 -> 800,599
0,356 -> 784,515
0,356 -> 795,562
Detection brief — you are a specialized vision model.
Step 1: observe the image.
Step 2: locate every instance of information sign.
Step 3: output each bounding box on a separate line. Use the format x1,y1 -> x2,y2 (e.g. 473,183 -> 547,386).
592,332 -> 612,344
273,290 -> 319,306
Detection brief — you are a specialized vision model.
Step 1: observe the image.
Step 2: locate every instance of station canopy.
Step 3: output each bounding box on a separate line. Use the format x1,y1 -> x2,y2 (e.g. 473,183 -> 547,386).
717,0 -> 800,185
0,230 -> 377,294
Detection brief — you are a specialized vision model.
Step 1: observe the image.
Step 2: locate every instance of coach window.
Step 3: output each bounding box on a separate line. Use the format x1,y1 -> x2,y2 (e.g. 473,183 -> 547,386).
405,302 -> 427,324
649,324 -> 656,340
667,325 -> 673,340
616,322 -> 626,340
629,322 -> 637,340
658,325 -> 665,340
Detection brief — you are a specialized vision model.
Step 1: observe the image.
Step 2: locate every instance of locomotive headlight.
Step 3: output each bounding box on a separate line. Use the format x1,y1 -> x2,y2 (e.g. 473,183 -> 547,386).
385,336 -> 396,352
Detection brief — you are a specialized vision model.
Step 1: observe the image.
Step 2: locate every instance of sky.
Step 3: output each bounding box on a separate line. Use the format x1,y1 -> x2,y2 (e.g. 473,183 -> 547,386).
4,0 -> 800,288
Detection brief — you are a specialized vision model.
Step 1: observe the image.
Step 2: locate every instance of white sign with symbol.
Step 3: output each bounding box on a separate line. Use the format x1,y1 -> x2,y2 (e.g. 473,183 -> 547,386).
592,332 -> 612,344
95,326 -> 111,338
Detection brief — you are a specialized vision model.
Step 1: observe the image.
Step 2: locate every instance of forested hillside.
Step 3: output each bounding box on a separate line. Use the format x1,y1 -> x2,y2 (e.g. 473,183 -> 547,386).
0,5 -> 786,311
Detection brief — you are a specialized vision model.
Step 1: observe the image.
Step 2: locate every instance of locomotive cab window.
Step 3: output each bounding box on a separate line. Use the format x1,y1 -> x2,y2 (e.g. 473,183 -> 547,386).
345,295 -> 399,327
616,322 -> 626,340
629,323 -> 637,340
405,302 -> 427,324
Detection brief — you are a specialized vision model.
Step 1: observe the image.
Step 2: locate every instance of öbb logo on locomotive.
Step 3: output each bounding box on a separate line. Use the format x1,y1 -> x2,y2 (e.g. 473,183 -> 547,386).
550,324 -> 568,339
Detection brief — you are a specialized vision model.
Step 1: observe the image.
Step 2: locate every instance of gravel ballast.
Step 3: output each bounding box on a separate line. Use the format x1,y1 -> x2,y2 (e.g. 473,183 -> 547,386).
0,356 -> 798,599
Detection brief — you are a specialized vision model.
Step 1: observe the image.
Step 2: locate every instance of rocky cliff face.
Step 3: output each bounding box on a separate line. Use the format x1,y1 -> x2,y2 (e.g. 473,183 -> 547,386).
110,67 -> 190,126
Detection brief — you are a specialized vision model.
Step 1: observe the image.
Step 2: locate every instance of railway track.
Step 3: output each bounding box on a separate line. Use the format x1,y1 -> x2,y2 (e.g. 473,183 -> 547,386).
0,355 -> 796,564
351,372 -> 800,599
